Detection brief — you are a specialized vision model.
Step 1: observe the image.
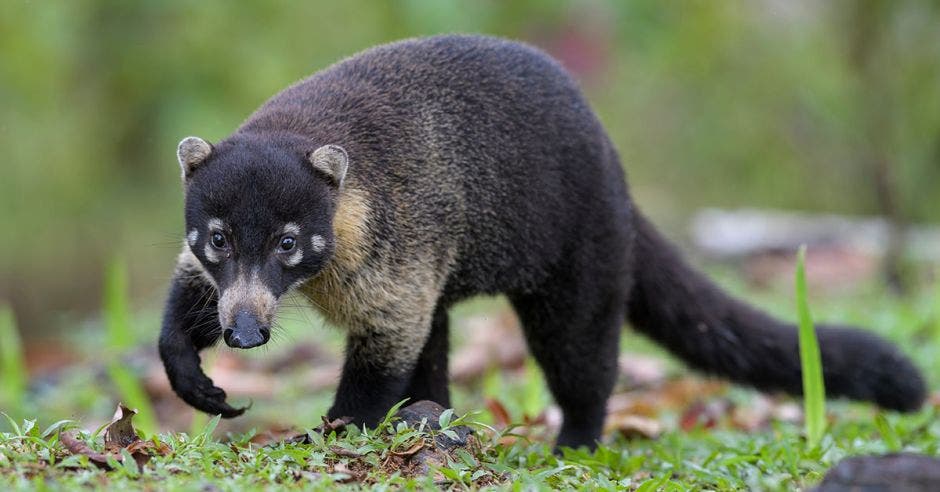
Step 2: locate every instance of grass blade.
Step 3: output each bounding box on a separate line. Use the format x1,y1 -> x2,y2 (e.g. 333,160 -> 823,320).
104,259 -> 133,351
103,258 -> 157,435
795,245 -> 826,448
0,306 -> 26,417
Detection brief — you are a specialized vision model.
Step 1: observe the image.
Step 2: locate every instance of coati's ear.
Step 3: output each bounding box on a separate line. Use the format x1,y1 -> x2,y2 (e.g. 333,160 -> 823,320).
177,136 -> 213,182
307,144 -> 348,187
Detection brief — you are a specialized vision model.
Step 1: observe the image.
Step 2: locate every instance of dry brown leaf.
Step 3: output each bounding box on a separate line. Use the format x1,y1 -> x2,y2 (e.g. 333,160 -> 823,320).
679,400 -> 734,432
485,398 -> 512,428
605,413 -> 662,440
330,445 -> 363,459
60,432 -> 112,470
104,404 -> 139,453
318,415 -> 352,434
389,441 -> 425,457
62,403 -> 169,471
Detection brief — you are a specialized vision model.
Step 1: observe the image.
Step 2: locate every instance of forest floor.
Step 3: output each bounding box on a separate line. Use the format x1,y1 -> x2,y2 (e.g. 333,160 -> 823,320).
2,261 -> 939,491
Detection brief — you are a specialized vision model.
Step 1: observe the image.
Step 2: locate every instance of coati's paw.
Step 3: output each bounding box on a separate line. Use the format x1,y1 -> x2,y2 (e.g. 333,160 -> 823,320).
173,374 -> 249,418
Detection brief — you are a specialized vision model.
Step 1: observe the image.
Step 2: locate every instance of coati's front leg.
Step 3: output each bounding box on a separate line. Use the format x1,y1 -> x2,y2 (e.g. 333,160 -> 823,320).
327,309 -> 442,426
159,262 -> 247,417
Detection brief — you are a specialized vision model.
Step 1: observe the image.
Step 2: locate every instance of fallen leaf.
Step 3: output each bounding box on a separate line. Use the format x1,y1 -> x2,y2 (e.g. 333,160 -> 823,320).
319,415 -> 352,434
60,432 -> 112,470
329,445 -> 363,458
389,441 -> 425,457
104,404 -> 139,453
485,398 -> 512,428
679,399 -> 733,432
62,403 -> 169,471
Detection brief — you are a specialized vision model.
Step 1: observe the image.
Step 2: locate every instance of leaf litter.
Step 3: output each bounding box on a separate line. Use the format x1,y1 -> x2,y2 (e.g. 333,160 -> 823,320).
60,403 -> 169,470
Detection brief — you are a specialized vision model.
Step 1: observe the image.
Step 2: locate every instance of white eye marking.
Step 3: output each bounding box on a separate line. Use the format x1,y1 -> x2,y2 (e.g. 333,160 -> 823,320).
204,242 -> 221,264
207,217 -> 224,232
311,234 -> 326,253
283,222 -> 301,235
284,249 -> 303,267
187,229 -> 199,246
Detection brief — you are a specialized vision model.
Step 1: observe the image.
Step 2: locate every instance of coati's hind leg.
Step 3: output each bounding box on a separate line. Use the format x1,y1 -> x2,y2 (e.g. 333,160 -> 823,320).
402,305 -> 451,407
509,278 -> 623,450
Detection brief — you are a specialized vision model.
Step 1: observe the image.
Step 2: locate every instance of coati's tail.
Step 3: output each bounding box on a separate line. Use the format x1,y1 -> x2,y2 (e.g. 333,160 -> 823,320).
626,213 -> 926,411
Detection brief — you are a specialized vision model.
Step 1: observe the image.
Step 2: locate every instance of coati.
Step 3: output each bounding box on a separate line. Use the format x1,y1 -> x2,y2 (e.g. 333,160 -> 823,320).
160,34 -> 926,449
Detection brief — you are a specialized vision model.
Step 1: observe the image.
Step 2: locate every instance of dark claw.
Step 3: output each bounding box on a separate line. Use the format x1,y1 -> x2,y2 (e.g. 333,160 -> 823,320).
175,373 -> 249,418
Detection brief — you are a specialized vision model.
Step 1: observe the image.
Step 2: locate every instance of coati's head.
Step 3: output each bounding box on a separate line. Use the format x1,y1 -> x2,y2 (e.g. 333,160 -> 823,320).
177,134 -> 348,349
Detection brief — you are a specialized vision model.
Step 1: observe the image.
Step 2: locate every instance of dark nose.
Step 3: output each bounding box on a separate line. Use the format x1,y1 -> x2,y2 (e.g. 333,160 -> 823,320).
223,311 -> 271,349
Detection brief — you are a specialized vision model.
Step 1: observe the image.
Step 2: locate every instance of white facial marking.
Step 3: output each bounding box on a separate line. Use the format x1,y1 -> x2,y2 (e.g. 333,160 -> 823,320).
207,218 -> 224,232
204,243 -> 221,264
311,234 -> 326,253
284,249 -> 303,267
203,218 -> 225,263
187,229 -> 199,246
283,222 -> 301,235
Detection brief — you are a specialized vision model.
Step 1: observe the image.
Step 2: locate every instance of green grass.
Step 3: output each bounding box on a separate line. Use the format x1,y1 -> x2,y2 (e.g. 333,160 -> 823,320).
2,403 -> 938,491
1,268 -> 938,490
795,246 -> 826,449
0,306 -> 26,418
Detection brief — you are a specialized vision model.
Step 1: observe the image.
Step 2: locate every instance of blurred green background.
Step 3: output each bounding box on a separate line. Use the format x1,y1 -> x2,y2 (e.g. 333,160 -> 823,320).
2,0 -> 939,339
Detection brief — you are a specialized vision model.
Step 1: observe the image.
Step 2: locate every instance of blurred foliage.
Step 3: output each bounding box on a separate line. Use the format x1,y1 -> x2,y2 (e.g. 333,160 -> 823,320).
1,0 -> 939,333
103,258 -> 157,435
0,306 -> 26,414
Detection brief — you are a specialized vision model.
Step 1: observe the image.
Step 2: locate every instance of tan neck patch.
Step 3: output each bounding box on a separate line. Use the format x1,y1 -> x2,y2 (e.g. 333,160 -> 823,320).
330,187 -> 371,270
300,186 -> 372,325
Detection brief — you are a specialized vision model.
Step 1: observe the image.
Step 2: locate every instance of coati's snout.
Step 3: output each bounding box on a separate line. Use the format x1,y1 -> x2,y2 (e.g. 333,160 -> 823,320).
217,271 -> 277,349
224,311 -> 270,349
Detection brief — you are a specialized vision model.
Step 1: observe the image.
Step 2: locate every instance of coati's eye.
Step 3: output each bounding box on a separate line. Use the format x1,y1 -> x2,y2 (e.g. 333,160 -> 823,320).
279,236 -> 296,252
210,232 -> 227,249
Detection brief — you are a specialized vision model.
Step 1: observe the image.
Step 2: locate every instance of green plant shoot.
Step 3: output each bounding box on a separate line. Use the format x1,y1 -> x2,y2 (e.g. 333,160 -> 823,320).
796,245 -> 826,448
0,306 -> 26,416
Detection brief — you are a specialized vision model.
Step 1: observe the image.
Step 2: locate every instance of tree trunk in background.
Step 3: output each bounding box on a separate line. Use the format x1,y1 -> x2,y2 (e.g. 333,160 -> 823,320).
847,0 -> 908,294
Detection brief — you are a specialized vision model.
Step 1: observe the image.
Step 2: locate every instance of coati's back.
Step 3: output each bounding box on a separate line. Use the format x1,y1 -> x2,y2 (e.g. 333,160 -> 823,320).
239,35 -> 633,301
